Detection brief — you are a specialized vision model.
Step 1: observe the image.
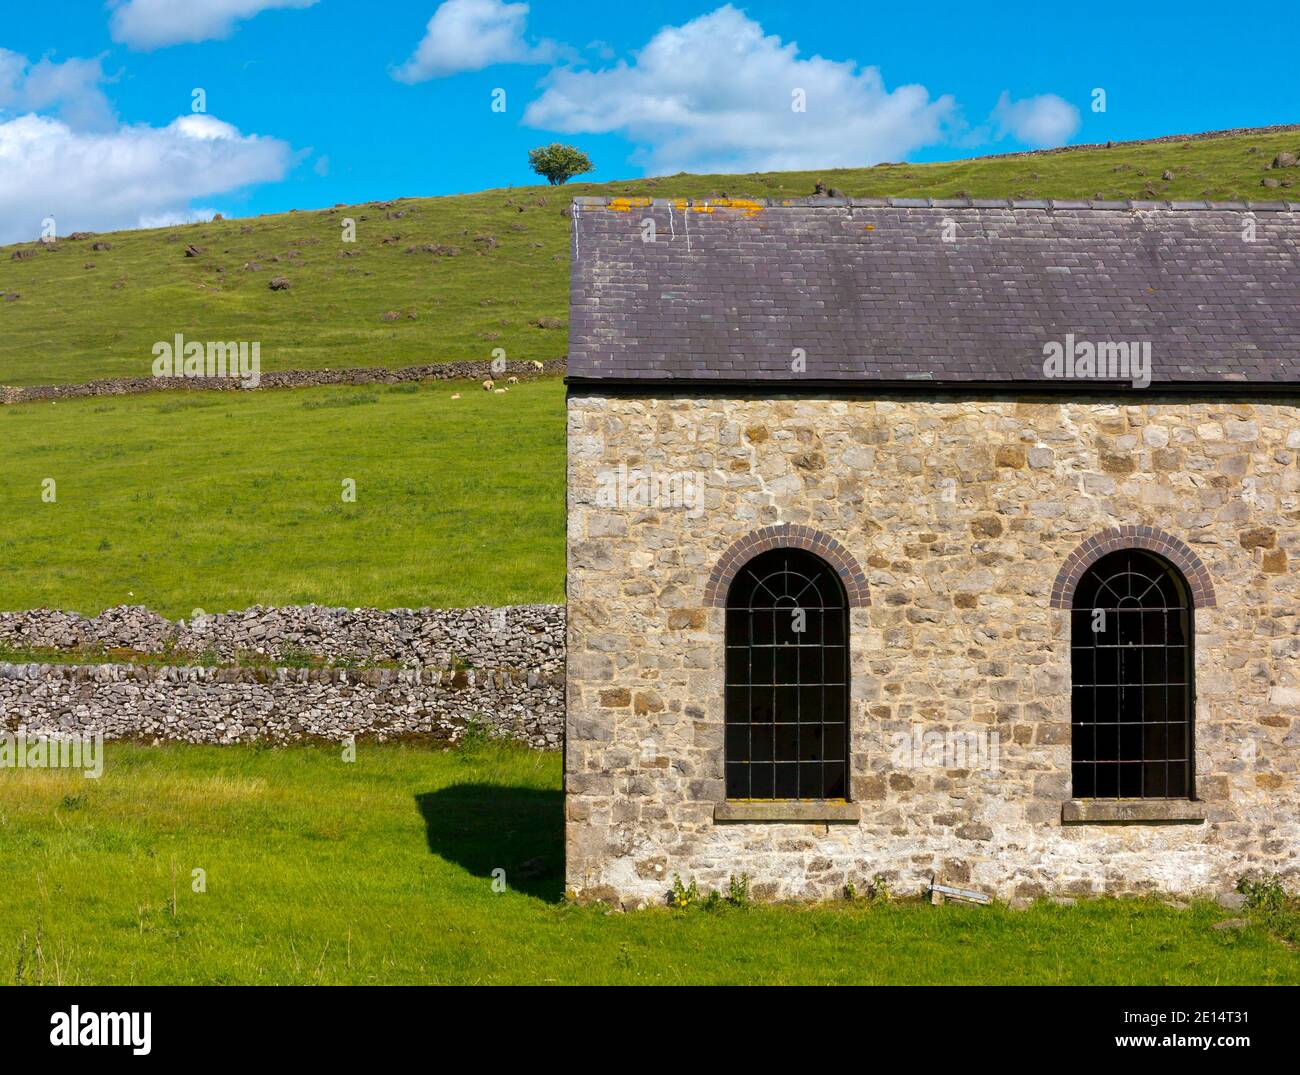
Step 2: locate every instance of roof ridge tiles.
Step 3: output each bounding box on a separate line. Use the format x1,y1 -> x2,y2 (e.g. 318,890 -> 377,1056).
570,195 -> 1297,212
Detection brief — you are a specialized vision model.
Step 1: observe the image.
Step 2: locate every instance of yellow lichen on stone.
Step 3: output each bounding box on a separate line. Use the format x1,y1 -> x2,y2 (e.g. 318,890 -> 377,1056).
605,197 -> 654,212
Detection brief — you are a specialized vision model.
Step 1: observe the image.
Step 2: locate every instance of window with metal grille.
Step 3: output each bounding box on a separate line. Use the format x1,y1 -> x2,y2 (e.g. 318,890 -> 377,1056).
1070,548 -> 1194,799
724,547 -> 849,800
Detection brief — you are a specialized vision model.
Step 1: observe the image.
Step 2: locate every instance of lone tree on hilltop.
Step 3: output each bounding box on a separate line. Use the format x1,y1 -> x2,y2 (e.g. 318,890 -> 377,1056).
528,144 -> 594,186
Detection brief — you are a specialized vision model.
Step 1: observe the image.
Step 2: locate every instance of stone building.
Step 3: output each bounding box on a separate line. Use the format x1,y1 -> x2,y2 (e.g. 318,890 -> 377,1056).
564,195 -> 1300,906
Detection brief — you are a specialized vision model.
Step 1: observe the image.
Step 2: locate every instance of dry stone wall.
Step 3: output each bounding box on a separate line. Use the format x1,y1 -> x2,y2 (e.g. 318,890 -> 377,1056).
0,358 -> 565,405
565,391 -> 1300,907
0,662 -> 562,749
0,604 -> 565,748
0,604 -> 564,672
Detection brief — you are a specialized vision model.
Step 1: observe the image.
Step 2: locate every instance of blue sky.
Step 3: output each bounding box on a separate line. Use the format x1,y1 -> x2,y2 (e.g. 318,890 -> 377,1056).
0,0 -> 1291,241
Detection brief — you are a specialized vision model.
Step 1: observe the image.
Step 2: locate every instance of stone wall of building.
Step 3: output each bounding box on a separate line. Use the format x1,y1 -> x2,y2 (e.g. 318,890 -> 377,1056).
1,662 -> 563,749
565,391 -> 1300,907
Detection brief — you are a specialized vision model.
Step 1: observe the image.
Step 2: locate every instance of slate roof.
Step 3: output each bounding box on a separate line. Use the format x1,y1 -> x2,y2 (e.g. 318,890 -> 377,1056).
567,197 -> 1300,387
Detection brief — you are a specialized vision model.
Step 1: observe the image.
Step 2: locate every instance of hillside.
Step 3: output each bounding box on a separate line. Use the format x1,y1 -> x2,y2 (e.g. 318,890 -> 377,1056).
0,377 -> 566,616
2,127 -> 1298,387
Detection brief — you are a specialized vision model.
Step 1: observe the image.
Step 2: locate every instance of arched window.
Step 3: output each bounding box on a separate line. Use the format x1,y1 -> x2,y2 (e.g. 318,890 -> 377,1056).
725,547 -> 849,800
1071,548 -> 1194,799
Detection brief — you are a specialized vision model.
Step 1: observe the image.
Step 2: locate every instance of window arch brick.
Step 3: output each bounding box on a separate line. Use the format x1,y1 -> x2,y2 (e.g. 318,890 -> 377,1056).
1051,526 -> 1216,610
704,524 -> 870,608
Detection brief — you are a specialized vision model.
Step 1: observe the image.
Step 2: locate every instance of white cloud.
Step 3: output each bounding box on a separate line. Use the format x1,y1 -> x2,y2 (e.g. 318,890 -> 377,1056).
0,49 -> 115,130
393,0 -> 563,82
0,112 -> 292,243
522,5 -> 957,174
991,91 -> 1080,148
109,0 -> 319,50
138,207 -> 221,229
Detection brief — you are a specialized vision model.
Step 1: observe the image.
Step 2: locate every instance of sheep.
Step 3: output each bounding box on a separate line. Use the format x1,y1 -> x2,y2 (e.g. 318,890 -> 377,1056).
507,376 -> 519,385
482,379 -> 494,391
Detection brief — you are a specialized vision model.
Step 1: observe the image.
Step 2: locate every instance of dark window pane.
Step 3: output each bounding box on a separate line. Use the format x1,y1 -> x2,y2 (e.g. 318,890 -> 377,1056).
799,723 -> 822,761
1143,722 -> 1168,759
1141,611 -> 1165,645
1073,762 -> 1096,798
800,610 -> 824,646
725,609 -> 749,646
1071,646 -> 1094,683
1095,648 -> 1119,685
750,764 -> 774,799
1118,648 -> 1142,687
725,724 -> 749,760
1120,722 -> 1142,759
822,611 -> 845,646
823,723 -> 846,760
1167,765 -> 1187,798
726,763 -> 749,799
774,722 -> 798,761
1095,724 -> 1120,762
798,646 -> 821,683
1143,762 -> 1168,798
1166,721 -> 1187,762
1142,646 -> 1165,685
750,723 -> 774,762
1167,610 -> 1189,646
1095,764 -> 1120,797
1117,610 -> 1142,646
823,763 -> 846,799
1119,764 -> 1143,797
774,646 -> 799,683
1071,609 -> 1093,641
799,762 -> 823,796
774,763 -> 799,798
823,646 -> 845,683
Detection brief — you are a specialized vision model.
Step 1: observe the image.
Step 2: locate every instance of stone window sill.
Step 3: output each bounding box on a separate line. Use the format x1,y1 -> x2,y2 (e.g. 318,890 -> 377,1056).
714,801 -> 861,823
1062,799 -> 1207,824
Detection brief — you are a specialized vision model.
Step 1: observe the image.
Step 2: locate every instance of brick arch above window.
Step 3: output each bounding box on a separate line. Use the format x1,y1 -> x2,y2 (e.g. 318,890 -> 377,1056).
1050,526 -> 1217,609
703,523 -> 870,608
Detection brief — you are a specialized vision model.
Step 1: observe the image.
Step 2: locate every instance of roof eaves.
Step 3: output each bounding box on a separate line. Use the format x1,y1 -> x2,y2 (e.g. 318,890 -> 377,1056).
570,195 -> 1299,212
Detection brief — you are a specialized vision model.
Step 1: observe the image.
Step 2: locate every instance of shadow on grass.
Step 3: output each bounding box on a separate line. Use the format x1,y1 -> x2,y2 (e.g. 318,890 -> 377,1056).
415,784 -> 564,902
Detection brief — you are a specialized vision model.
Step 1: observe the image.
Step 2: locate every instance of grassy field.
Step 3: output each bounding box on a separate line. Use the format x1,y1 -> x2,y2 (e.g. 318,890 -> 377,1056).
1,740 -> 1296,986
0,377 -> 565,617
1,128 -> 1296,387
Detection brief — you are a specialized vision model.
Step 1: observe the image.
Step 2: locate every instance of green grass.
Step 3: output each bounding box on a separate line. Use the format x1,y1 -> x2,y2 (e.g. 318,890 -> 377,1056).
1,129 -> 1296,386
0,377 -> 565,617
1,741 -> 1296,985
